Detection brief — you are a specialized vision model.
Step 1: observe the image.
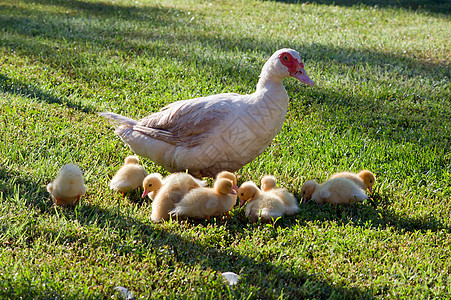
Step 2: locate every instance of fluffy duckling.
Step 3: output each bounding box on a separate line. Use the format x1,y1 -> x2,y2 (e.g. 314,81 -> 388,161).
238,181 -> 285,222
109,155 -> 148,196
141,173 -> 164,200
215,171 -> 239,210
150,172 -> 204,222
329,170 -> 376,193
216,171 -> 239,191
301,178 -> 368,205
170,178 -> 237,220
47,164 -> 87,206
260,175 -> 299,215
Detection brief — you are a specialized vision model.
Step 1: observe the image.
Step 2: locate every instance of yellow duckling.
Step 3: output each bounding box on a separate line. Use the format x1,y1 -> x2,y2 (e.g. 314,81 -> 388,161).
47,164 -> 87,206
170,178 -> 237,220
150,172 -> 204,222
109,155 -> 147,196
329,170 -> 376,193
260,175 -> 299,215
301,178 -> 368,205
141,173 -> 164,200
238,181 -> 285,222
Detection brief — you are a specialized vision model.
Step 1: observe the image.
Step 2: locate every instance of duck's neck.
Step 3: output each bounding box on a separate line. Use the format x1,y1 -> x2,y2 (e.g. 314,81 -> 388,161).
255,76 -> 290,108
253,189 -> 263,199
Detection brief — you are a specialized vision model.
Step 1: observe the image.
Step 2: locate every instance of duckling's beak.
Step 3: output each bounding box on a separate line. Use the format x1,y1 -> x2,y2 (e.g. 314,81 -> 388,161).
233,184 -> 239,191
141,190 -> 149,198
368,186 -> 373,194
239,199 -> 246,207
230,189 -> 237,195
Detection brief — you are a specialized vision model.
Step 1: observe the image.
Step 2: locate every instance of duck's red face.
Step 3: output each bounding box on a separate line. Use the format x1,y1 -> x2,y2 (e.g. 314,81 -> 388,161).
279,52 -> 314,87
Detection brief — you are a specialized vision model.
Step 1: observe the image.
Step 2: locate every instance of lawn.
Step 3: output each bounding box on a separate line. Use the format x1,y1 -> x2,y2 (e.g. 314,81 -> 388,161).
0,0 -> 450,298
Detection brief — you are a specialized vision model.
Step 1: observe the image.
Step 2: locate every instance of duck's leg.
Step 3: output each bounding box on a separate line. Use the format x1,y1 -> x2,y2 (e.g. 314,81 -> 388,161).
74,195 -> 81,206
190,171 -> 203,179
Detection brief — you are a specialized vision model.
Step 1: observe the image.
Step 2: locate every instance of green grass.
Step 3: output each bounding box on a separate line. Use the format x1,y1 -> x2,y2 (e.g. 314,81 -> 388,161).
0,0 -> 450,298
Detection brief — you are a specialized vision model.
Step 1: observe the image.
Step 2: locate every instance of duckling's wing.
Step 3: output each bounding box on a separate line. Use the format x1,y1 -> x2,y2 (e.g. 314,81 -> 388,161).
319,188 -> 331,199
205,197 -> 219,210
136,94 -> 238,147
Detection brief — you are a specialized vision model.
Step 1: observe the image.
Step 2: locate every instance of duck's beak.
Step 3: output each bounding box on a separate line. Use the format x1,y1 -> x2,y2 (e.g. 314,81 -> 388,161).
239,199 -> 246,207
368,186 -> 373,194
233,184 -> 239,191
291,66 -> 314,87
141,190 -> 149,198
230,189 -> 237,195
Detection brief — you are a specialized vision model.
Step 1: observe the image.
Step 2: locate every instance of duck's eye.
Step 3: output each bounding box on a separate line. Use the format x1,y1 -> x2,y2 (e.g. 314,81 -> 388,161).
283,55 -> 289,61
148,183 -> 152,187
241,193 -> 244,196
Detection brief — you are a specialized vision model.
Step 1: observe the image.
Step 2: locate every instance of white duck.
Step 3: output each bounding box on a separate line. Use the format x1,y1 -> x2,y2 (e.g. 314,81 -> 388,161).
100,49 -> 314,177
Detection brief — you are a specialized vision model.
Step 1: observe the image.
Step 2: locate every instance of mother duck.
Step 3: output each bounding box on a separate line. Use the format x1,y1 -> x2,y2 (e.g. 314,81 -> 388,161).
100,48 -> 314,177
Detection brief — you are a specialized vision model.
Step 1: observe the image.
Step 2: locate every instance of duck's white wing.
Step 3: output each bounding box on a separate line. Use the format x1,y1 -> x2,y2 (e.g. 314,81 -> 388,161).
135,93 -> 240,147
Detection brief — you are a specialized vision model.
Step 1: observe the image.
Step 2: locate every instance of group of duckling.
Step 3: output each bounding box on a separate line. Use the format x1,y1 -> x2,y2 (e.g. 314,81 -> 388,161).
47,155 -> 376,222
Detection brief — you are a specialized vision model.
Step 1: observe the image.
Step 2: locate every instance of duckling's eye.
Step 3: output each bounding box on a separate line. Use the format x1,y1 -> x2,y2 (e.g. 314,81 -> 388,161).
241,193 -> 244,196
148,183 -> 152,187
283,55 -> 289,61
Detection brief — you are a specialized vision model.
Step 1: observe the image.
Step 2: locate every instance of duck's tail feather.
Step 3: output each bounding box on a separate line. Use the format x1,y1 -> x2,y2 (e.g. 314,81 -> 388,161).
98,112 -> 139,127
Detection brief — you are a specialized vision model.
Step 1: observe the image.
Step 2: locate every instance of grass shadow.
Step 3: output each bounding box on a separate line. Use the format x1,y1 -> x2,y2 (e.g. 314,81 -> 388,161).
1,0 -> 449,154
0,73 -> 93,113
1,164 -> 448,297
0,171 -> 370,298
2,0 -> 448,72
69,202 -> 372,298
296,193 -> 450,233
267,0 -> 450,15
0,164 -> 51,213
1,0 -> 448,118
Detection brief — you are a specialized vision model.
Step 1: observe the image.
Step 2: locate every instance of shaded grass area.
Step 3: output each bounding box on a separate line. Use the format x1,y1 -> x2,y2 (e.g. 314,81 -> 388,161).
272,0 -> 450,14
0,0 -> 450,298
